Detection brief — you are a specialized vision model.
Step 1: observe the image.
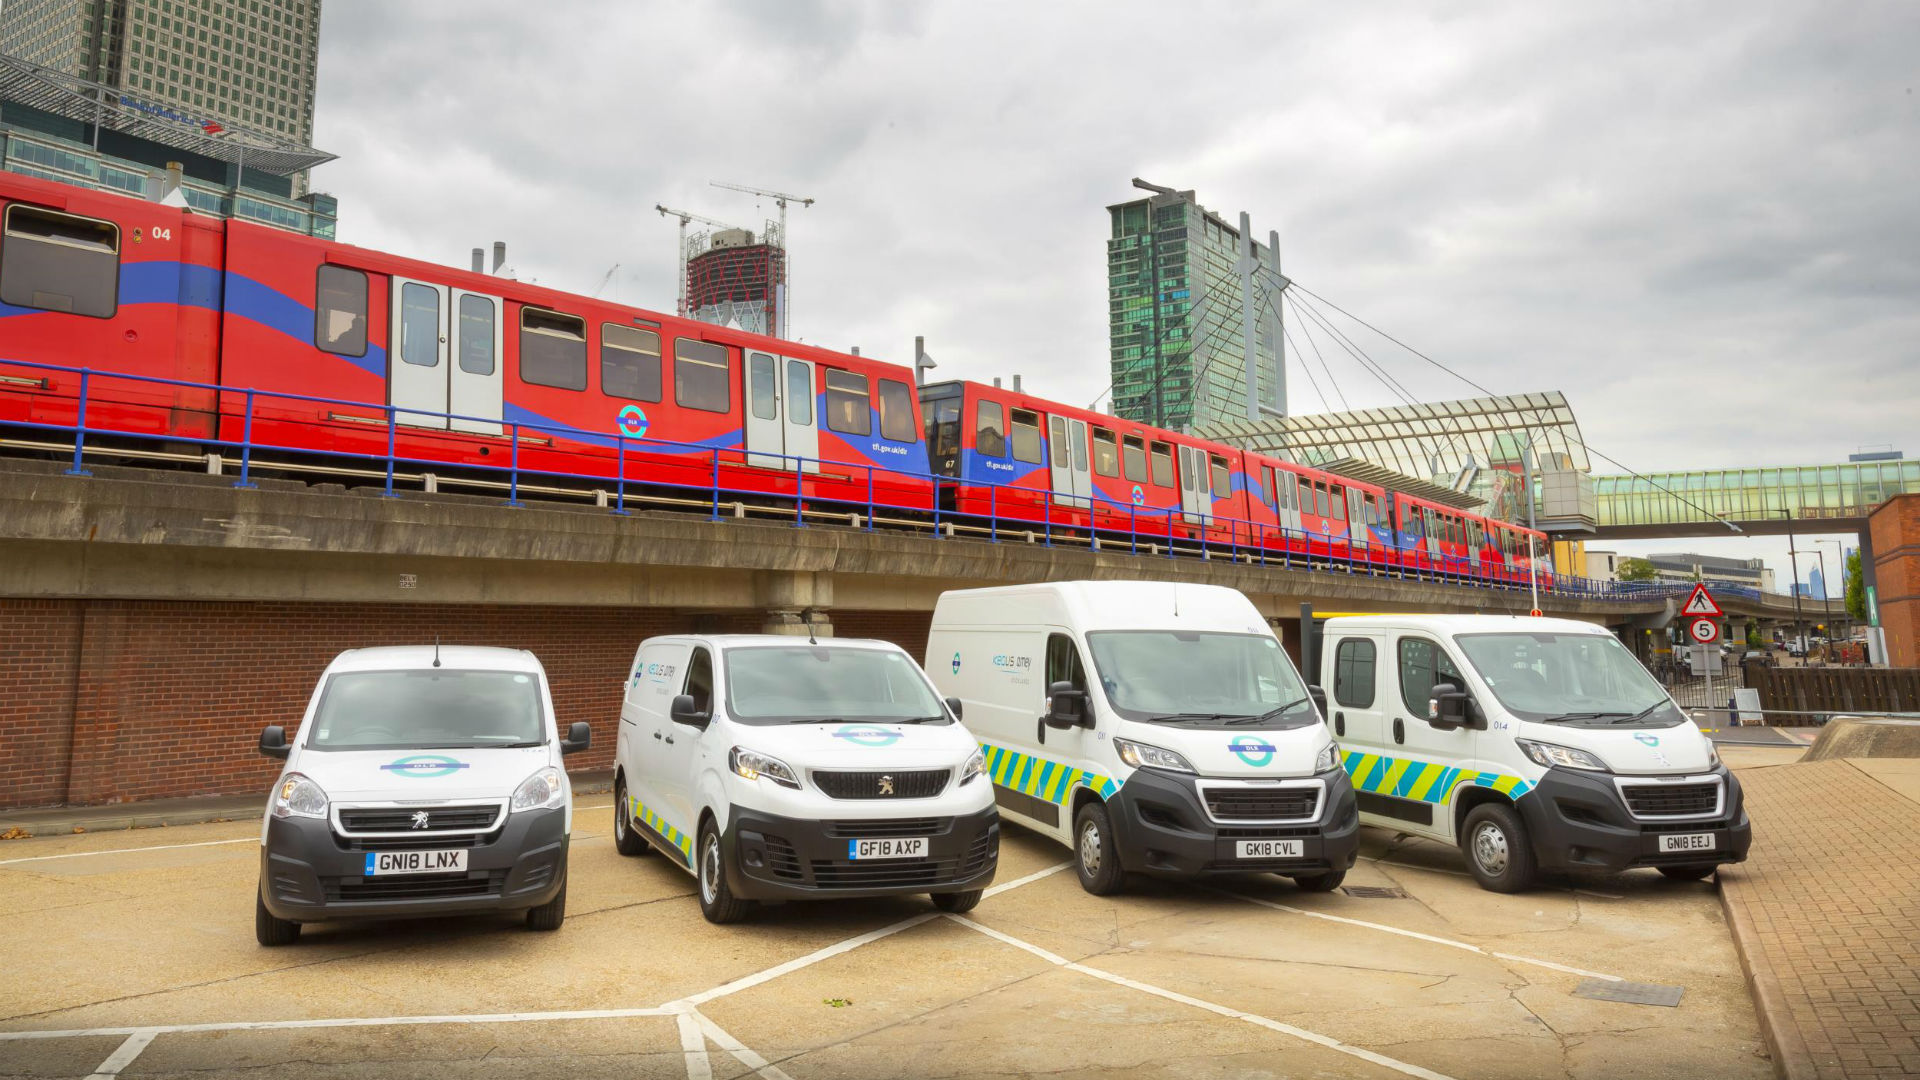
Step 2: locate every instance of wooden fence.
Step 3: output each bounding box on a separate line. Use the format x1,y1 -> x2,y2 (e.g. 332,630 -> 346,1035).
1741,663 -> 1920,718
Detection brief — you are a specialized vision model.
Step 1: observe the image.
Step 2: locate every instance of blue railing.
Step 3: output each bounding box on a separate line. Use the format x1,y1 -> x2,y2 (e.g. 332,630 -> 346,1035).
0,358 -> 1683,602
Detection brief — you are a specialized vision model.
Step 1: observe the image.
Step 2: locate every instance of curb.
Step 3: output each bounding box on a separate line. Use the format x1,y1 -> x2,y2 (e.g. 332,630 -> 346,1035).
1717,868 -> 1813,1080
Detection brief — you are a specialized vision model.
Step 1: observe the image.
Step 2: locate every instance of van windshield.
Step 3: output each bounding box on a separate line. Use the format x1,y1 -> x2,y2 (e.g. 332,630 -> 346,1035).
724,646 -> 948,725
1085,631 -> 1315,728
306,669 -> 546,750
1455,633 -> 1684,727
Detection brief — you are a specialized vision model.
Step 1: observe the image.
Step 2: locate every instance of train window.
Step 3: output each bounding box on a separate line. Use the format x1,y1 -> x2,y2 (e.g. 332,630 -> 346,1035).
601,324 -> 661,401
520,307 -> 587,391
312,265 -> 366,356
1122,435 -> 1147,482
1330,486 -> 1347,520
673,338 -> 730,412
1011,410 -> 1044,464
926,395 -> 961,471
749,352 -> 779,421
1260,465 -> 1276,507
1050,416 -> 1069,467
1070,422 -> 1088,473
1297,477 -> 1313,515
458,294 -> 496,375
1315,482 -> 1331,518
1209,455 -> 1230,496
398,283 -> 441,368
825,369 -> 871,435
976,401 -> 1007,457
1150,442 -> 1174,487
1091,428 -> 1119,478
878,379 -> 916,442
1362,493 -> 1379,526
0,204 -> 119,320
787,361 -> 813,425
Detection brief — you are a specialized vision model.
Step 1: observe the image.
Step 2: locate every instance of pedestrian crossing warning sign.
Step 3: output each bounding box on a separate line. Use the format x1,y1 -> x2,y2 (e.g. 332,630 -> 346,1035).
1680,583 -> 1723,618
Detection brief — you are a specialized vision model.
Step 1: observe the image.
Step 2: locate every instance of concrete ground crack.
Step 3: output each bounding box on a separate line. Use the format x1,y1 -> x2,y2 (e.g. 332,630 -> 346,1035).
753,965 -> 1062,1072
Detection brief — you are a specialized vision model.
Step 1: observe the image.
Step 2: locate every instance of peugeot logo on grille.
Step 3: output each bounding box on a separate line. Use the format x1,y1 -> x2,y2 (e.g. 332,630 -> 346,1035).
878,776 -> 895,796
410,811 -> 430,830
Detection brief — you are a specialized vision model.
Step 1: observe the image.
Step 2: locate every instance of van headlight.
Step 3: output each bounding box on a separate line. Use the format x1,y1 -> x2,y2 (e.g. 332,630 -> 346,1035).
730,747 -> 801,789
1114,738 -> 1194,774
1313,743 -> 1338,774
1705,738 -> 1721,769
959,748 -> 987,786
512,766 -> 568,812
271,772 -> 328,819
1516,739 -> 1610,773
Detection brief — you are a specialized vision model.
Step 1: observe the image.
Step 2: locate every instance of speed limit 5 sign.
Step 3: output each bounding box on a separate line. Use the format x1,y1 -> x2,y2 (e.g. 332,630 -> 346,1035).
1688,617 -> 1721,644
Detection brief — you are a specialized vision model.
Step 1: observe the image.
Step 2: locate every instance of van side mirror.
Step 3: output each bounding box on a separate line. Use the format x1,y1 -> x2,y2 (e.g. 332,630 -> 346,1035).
944,696 -> 964,722
561,721 -> 592,755
259,724 -> 289,760
1428,683 -> 1474,728
1043,681 -> 1087,730
1308,685 -> 1328,718
670,694 -> 710,728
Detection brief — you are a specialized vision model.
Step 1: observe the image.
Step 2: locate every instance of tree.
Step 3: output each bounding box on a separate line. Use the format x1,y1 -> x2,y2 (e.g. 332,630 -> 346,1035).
1845,549 -> 1866,622
1617,557 -> 1658,583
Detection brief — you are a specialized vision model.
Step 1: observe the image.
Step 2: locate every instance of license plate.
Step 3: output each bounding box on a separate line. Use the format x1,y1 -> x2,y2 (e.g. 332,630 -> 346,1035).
1657,833 -> 1716,853
1236,839 -> 1304,860
363,849 -> 468,876
847,837 -> 927,860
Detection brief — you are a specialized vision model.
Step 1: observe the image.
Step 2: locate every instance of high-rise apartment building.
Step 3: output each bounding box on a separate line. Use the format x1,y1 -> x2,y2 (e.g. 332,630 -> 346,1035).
685,228 -> 782,338
1107,182 -> 1284,432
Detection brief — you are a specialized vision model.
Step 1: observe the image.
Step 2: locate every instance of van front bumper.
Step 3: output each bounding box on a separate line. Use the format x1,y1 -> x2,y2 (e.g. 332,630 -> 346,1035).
1518,765 -> 1752,874
1108,767 -> 1360,880
723,805 -> 999,901
258,808 -> 568,923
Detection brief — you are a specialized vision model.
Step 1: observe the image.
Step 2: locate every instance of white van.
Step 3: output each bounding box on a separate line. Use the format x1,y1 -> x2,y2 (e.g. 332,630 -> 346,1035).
1310,614 -> 1753,892
927,581 -> 1358,895
254,646 -> 589,945
612,635 -> 998,924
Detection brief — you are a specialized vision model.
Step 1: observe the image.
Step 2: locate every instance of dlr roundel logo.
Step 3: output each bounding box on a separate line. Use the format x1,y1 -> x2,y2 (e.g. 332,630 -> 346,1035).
1228,737 -> 1277,768
617,405 -> 649,437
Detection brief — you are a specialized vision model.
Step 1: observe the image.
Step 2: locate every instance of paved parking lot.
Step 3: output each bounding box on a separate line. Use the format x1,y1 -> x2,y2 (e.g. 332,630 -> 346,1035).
0,802 -> 1773,1079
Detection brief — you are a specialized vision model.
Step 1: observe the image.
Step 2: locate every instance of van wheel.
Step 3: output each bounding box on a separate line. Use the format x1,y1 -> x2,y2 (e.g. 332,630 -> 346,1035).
1073,801 -> 1126,896
1658,863 -> 1718,882
612,777 -> 648,857
525,878 -> 567,931
698,823 -> 753,925
1460,803 -> 1536,893
930,889 -> 983,914
1290,869 -> 1346,892
255,889 -> 300,947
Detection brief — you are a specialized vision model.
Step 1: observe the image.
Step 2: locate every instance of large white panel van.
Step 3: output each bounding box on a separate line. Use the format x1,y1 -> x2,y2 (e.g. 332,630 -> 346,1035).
1310,614 -> 1753,892
927,581 -> 1358,895
612,635 -> 998,924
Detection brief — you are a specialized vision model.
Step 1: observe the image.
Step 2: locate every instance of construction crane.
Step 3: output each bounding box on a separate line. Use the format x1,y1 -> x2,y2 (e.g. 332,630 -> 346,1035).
592,263 -> 621,298
654,204 -> 748,317
709,181 -> 814,338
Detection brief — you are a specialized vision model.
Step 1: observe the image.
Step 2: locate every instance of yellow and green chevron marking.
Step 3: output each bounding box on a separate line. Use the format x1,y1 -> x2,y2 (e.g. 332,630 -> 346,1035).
626,794 -> 694,866
1341,750 -> 1533,804
982,743 -> 1120,805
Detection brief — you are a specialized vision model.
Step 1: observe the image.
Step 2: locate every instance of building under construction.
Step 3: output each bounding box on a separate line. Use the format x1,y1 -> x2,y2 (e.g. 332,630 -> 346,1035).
685,227 -> 782,337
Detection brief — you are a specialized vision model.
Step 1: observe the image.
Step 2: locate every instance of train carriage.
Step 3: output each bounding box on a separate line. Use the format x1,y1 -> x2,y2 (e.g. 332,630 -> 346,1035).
1237,450 -> 1391,568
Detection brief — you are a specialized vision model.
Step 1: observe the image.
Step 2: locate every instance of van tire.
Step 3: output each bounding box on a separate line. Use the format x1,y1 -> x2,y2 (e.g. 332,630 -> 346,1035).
1460,803 -> 1536,893
1657,863 -> 1718,882
698,823 -> 753,925
525,879 -> 567,931
1290,869 -> 1346,892
255,889 -> 300,947
612,776 -> 649,857
1072,801 -> 1126,896
930,889 -> 983,914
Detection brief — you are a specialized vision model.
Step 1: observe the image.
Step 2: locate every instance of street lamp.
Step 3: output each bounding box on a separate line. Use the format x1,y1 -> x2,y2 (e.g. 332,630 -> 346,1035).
1815,537 -> 1848,639
1776,509 -> 1806,654
1788,548 -> 1833,661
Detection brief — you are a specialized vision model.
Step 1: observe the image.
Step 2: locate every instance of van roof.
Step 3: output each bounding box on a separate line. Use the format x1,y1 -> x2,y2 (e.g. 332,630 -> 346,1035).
641,635 -> 903,652
933,580 -> 1270,633
326,645 -> 545,674
1321,614 -> 1607,636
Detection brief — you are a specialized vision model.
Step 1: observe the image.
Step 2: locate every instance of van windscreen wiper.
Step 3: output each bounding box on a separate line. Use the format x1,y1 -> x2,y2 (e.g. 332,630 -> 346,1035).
1226,697 -> 1312,725
1536,711 -> 1626,723
1144,712 -> 1245,724
1608,703 -> 1666,724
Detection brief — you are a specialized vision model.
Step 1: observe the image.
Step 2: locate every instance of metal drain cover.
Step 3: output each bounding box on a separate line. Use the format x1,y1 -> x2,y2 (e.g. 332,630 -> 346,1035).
1574,979 -> 1684,1007
1339,886 -> 1408,899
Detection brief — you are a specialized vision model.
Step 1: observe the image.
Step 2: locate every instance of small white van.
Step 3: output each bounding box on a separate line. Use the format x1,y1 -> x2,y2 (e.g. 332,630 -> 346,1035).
255,646 -> 589,945
1310,614 -> 1753,892
612,635 -> 998,924
927,581 -> 1358,895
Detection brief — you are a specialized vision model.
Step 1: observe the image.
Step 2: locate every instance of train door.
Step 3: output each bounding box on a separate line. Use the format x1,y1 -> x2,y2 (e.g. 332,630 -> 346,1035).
1346,487 -> 1369,553
448,291 -> 503,435
1465,520 -> 1482,573
1048,415 -> 1091,508
743,350 -> 819,472
1177,445 -> 1209,524
1274,468 -> 1303,536
390,277 -> 449,429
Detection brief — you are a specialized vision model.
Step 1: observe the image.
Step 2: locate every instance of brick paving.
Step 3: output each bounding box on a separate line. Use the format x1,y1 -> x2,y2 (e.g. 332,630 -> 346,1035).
1719,758 -> 1920,1079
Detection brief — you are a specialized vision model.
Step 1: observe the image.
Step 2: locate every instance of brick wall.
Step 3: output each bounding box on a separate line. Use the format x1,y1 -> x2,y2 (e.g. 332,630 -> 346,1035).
1870,495 -> 1920,668
0,601 -> 939,810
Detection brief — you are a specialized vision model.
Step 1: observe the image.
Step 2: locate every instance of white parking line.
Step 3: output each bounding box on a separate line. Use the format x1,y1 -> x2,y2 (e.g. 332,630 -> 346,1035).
690,1008 -> 795,1080
673,1007 -> 713,1080
983,860 -> 1069,897
0,838 -> 253,866
677,914 -> 939,1008
947,915 -> 1457,1080
1204,885 -> 1625,982
0,1007 -> 675,1041
83,1030 -> 153,1079
1362,856 -> 1625,900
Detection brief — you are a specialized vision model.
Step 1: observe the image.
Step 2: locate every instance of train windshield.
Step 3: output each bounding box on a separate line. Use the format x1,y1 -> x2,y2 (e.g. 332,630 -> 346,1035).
924,393 -> 962,477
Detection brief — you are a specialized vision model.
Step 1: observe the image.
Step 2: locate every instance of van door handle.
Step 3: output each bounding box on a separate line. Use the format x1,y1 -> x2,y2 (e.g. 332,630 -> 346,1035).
1333,711 -> 1346,737
652,731 -> 662,740
1392,718 -> 1405,745
663,734 -> 675,745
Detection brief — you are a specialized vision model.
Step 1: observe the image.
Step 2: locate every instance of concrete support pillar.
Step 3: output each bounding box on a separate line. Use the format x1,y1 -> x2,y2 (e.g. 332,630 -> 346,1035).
754,570 -> 832,638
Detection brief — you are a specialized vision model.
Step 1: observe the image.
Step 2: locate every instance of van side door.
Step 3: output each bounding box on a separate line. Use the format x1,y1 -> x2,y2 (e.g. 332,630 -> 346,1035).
651,645 -> 716,861
1326,629 -> 1387,763
624,642 -> 691,864
1376,633 -> 1480,842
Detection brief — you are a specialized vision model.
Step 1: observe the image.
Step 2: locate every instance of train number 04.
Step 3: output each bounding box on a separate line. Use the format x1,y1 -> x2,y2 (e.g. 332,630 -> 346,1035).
151,226 -> 172,241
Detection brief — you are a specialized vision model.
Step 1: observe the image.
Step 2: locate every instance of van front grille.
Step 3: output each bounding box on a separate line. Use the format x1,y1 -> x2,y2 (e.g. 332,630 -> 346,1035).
337,805 -> 500,833
825,818 -> 945,838
324,870 -> 504,903
1621,782 -> 1719,818
1202,787 -> 1320,822
812,770 -> 949,800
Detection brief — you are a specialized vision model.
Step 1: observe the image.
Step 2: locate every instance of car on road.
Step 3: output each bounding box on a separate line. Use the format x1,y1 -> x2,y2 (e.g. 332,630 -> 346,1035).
612,634 -> 998,923
254,645 -> 590,944
927,581 -> 1358,895
1311,614 -> 1752,892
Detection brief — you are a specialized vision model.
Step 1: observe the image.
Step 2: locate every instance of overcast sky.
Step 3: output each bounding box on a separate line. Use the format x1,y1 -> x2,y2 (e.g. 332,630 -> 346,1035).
308,1 -> 1915,590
